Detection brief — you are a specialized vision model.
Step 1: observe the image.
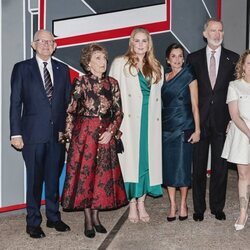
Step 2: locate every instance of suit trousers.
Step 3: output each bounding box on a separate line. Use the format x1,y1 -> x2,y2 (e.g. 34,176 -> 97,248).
22,133 -> 65,227
192,119 -> 228,214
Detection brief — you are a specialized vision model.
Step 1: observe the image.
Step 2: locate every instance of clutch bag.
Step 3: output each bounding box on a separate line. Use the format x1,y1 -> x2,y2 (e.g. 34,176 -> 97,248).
115,138 -> 124,154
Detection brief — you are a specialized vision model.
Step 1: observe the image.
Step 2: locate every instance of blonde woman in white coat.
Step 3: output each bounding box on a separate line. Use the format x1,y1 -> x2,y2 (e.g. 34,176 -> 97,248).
110,27 -> 163,223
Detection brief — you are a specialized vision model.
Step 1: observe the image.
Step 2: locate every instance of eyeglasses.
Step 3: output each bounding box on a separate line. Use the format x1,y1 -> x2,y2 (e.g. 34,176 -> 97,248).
34,39 -> 55,46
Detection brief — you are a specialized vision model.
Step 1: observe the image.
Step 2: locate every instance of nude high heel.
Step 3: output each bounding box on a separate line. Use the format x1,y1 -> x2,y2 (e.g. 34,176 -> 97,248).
128,200 -> 139,223
137,200 -> 150,222
234,215 -> 248,231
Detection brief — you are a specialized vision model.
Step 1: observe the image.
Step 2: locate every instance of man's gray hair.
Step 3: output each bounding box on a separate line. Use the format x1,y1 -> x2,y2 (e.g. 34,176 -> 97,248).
33,29 -> 54,41
203,18 -> 223,31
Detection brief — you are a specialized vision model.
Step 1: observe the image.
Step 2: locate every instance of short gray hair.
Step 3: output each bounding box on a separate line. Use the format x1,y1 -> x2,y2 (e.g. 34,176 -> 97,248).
203,18 -> 223,31
33,29 -> 54,41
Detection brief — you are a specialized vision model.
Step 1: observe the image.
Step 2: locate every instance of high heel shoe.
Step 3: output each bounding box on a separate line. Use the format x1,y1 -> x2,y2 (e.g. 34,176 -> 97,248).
128,200 -> 139,223
179,215 -> 188,221
84,228 -> 95,238
167,216 -> 176,222
137,200 -> 150,222
93,224 -> 107,234
167,206 -> 177,222
179,207 -> 188,221
234,215 -> 248,231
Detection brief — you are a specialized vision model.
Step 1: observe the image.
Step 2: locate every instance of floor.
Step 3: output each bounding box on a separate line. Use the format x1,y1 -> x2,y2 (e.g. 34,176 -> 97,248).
0,169 -> 249,250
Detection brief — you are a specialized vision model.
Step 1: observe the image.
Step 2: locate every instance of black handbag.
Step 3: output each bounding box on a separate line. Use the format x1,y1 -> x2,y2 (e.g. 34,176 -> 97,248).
115,137 -> 124,153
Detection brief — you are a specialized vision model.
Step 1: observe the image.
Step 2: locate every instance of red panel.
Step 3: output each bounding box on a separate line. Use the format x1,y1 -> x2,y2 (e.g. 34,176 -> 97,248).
39,0 -> 45,29
0,201 -> 45,213
69,68 -> 79,82
217,0 -> 222,20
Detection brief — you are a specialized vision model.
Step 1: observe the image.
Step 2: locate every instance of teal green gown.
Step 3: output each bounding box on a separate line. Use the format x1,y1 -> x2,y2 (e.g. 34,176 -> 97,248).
125,71 -> 163,200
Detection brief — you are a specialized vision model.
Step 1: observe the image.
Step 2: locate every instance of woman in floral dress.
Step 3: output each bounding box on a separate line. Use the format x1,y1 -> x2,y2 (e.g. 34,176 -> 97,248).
61,44 -> 128,238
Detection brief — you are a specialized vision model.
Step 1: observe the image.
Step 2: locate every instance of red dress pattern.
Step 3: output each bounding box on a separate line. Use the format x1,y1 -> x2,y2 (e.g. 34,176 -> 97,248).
61,74 -> 128,210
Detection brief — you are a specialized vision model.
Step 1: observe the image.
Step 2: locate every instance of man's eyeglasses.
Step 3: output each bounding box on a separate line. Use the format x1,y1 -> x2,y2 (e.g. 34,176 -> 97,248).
35,39 -> 55,46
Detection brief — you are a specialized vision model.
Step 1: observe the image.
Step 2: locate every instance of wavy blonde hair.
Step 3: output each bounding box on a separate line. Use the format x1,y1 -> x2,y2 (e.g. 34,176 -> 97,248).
235,50 -> 250,79
124,27 -> 162,84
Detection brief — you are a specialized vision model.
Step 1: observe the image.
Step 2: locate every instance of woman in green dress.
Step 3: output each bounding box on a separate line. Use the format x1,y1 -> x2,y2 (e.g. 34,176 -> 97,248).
110,27 -> 163,223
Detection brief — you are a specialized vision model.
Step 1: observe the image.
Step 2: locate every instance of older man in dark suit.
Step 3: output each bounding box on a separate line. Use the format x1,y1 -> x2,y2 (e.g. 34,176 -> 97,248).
186,18 -> 239,222
10,30 -> 71,238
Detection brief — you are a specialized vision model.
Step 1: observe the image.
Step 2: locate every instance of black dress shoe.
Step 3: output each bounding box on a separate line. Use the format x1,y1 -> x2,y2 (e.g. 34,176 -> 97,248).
46,220 -> 71,232
93,224 -> 107,233
211,211 -> 226,220
167,216 -> 176,222
26,226 -> 46,238
84,228 -> 95,238
193,213 -> 204,221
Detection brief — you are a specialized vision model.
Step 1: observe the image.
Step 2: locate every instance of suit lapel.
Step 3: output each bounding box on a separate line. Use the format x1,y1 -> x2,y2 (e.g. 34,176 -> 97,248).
214,47 -> 227,90
30,57 -> 48,99
51,59 -> 60,103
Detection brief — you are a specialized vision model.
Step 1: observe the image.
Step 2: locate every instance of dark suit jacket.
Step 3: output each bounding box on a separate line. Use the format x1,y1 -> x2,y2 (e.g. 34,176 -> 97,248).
10,57 -> 71,144
186,47 -> 239,132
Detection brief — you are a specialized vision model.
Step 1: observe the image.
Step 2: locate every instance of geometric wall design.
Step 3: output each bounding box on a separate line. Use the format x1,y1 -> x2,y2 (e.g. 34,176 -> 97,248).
40,0 -> 220,77
0,0 -> 220,211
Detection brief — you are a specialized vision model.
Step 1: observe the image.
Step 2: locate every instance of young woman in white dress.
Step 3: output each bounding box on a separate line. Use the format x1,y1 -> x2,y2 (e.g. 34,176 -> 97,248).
222,50 -> 250,230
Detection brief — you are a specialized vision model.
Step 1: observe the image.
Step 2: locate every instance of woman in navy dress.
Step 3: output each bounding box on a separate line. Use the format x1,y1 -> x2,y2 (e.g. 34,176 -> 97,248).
162,43 -> 200,221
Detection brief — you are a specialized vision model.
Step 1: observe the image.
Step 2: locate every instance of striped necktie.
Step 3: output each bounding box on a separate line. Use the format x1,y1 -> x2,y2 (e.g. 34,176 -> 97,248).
43,62 -> 53,101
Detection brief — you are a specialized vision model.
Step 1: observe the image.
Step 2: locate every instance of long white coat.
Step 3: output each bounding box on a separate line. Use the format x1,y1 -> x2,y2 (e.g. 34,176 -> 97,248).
109,56 -> 163,186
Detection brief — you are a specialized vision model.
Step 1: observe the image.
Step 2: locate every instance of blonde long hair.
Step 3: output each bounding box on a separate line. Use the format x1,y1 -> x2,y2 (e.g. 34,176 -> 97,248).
124,27 -> 162,84
235,50 -> 250,79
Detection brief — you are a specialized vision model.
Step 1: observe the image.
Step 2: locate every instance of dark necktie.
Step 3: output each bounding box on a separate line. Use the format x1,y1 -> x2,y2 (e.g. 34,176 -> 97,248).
209,50 -> 216,89
43,62 -> 53,101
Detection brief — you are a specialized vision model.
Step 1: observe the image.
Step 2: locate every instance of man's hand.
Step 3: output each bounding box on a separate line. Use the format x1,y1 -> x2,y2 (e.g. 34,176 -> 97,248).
11,137 -> 24,150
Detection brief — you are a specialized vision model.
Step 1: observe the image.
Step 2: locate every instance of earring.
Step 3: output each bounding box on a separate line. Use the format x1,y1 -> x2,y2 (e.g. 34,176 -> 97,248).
242,72 -> 245,77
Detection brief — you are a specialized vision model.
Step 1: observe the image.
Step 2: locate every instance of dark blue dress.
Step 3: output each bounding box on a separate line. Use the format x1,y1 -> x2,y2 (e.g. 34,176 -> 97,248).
162,64 -> 196,187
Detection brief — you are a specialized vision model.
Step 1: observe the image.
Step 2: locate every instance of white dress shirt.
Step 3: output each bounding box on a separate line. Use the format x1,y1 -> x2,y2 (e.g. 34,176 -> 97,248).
206,46 -> 221,77
36,55 -> 54,86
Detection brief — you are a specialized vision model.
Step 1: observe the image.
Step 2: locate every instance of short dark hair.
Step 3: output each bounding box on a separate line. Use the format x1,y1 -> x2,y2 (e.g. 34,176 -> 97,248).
80,43 -> 108,72
165,43 -> 185,60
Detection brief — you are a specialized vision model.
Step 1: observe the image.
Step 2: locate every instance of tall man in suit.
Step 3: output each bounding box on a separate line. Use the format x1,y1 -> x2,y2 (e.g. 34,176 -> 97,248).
10,30 -> 71,238
186,18 -> 239,221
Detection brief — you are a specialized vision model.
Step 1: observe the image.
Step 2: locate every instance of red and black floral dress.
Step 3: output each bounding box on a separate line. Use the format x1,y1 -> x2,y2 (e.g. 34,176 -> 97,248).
61,73 -> 128,210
